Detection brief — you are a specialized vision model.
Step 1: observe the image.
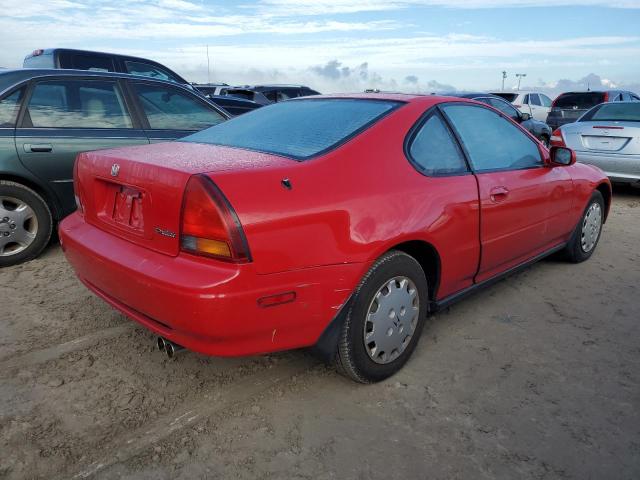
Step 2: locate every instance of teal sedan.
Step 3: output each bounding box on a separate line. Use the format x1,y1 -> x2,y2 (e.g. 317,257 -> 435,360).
0,69 -> 228,266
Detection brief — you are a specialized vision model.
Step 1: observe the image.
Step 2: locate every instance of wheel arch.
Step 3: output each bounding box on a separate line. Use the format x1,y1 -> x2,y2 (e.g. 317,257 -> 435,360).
312,239 -> 442,363
0,173 -> 61,220
389,240 -> 441,303
595,181 -> 611,222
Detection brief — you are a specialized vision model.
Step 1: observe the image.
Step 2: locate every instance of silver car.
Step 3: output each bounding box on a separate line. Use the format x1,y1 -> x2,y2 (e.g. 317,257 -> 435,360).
553,101 -> 640,185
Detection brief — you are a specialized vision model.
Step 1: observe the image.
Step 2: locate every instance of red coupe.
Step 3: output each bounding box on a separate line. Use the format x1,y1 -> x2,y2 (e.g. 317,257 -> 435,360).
59,94 -> 611,383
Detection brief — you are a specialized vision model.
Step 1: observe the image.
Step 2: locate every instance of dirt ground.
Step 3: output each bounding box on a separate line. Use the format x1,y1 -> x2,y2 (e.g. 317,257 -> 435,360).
1,186 -> 639,480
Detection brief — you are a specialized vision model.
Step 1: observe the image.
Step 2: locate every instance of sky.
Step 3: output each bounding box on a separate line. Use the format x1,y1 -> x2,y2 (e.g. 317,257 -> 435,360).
1,0 -> 639,96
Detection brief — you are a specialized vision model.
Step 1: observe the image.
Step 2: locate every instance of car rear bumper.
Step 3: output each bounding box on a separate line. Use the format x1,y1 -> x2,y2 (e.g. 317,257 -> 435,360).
576,151 -> 640,184
59,212 -> 364,357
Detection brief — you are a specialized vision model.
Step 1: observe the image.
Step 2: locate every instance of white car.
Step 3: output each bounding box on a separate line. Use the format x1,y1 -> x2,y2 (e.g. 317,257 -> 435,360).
491,91 -> 553,123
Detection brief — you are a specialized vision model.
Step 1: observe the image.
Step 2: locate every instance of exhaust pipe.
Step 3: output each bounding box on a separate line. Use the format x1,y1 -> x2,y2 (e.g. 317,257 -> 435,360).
156,337 -> 185,358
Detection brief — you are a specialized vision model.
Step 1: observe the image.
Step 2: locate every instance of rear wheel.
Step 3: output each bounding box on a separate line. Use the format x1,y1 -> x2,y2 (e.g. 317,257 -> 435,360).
0,181 -> 52,267
335,251 -> 429,383
563,191 -> 604,263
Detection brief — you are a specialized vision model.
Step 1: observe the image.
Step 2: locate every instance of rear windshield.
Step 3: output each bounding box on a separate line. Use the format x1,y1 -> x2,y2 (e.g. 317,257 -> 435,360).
182,98 -> 402,159
554,92 -> 606,109
580,102 -> 640,122
492,93 -> 518,102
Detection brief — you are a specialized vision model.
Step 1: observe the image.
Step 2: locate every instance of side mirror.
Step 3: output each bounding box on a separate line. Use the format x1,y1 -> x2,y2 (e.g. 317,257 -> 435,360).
549,146 -> 576,166
520,112 -> 531,121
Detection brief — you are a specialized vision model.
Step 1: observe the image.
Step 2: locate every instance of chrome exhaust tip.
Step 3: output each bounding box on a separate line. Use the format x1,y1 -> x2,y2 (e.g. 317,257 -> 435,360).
157,337 -> 166,352
165,340 -> 185,358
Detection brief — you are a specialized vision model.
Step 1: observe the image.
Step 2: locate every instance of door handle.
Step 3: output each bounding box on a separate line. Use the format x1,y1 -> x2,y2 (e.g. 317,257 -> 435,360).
490,186 -> 509,202
24,143 -> 53,153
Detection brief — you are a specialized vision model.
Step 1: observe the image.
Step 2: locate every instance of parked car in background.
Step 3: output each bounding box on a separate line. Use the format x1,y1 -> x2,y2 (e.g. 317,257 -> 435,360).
247,85 -> 320,103
23,48 -> 190,86
491,91 -> 553,122
60,94 -> 610,383
0,69 -> 228,266
204,95 -> 263,116
452,93 -> 552,146
546,90 -> 640,130
551,101 -> 640,186
193,83 -> 230,96
223,88 -> 272,105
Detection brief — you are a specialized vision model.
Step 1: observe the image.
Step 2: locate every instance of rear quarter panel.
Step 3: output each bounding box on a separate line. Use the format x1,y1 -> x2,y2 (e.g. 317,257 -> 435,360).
212,99 -> 481,299
566,162 -> 612,222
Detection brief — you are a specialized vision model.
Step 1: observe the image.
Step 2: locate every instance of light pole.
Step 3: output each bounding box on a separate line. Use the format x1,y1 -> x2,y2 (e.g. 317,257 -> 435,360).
515,73 -> 527,91
501,71 -> 507,91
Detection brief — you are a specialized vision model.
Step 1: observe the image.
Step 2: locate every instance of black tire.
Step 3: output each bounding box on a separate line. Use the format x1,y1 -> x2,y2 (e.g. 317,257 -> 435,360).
563,190 -> 605,263
0,181 -> 52,267
335,250 -> 429,383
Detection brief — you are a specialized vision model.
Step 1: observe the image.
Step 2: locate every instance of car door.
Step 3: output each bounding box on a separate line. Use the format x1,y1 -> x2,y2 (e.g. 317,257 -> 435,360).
129,81 -> 227,142
405,109 -> 480,296
15,77 -> 149,217
538,93 -> 553,122
520,94 -> 533,117
441,103 -> 573,282
528,94 -> 547,122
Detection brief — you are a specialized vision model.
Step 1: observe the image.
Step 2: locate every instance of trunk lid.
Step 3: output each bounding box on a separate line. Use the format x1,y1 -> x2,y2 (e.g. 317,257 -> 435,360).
561,122 -> 640,154
75,142 -> 295,256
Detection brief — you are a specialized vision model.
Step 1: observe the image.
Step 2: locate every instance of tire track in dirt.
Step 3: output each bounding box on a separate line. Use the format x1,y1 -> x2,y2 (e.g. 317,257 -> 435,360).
69,357 -> 317,479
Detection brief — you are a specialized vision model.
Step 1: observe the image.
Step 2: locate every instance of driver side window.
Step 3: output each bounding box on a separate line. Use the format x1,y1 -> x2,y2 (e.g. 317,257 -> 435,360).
442,104 -> 542,172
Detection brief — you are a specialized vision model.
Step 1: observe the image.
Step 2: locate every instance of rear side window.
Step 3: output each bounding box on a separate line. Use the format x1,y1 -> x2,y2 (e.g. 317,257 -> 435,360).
408,113 -> 467,176
554,92 -> 606,109
71,54 -> 115,72
443,104 -> 541,172
530,94 -> 542,106
0,88 -> 25,127
183,98 -> 401,160
488,98 -> 520,121
25,80 -> 132,129
539,94 -> 552,107
125,61 -> 180,84
133,83 -> 225,131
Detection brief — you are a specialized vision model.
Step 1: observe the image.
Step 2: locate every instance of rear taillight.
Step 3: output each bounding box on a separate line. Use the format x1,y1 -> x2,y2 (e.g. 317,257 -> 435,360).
31,49 -> 44,57
550,128 -> 565,147
603,92 -> 609,102
513,104 -> 522,108
180,175 -> 251,263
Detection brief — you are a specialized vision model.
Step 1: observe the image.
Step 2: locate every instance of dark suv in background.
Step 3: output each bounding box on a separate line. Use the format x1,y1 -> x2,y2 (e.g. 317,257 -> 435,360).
546,90 -> 640,130
23,48 -> 190,86
0,69 -> 228,266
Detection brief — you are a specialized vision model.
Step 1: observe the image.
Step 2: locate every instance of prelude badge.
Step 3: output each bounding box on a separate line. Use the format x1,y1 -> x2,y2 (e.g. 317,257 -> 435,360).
155,227 -> 177,238
110,163 -> 120,177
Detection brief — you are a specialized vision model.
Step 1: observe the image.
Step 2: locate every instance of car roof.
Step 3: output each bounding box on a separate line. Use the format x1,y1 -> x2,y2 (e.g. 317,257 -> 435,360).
0,68 -> 194,95
445,92 -> 503,99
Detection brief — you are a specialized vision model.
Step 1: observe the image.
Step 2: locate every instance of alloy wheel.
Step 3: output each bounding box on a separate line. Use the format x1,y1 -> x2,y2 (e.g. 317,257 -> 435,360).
0,196 -> 38,257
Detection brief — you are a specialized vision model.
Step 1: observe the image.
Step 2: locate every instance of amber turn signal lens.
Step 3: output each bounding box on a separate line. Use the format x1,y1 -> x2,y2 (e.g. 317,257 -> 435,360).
181,235 -> 231,258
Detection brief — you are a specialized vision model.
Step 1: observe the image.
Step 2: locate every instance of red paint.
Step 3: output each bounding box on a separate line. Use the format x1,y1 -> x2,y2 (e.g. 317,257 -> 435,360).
59,94 -> 611,357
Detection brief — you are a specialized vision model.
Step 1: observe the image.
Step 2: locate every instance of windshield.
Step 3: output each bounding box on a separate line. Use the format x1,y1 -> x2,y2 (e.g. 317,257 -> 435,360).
182,98 -> 402,159
554,92 -> 606,109
580,102 -> 640,122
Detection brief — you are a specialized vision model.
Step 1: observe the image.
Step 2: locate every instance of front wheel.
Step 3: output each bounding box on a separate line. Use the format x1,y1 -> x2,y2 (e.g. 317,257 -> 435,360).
563,190 -> 604,263
335,251 -> 429,383
0,181 -> 52,267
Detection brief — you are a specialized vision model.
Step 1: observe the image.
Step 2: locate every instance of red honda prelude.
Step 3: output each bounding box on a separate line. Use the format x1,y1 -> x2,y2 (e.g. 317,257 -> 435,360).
59,94 -> 611,383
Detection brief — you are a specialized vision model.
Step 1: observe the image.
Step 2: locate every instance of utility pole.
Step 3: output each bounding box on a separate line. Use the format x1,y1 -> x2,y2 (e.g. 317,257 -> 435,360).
501,71 -> 507,91
515,73 -> 527,91
206,45 -> 211,85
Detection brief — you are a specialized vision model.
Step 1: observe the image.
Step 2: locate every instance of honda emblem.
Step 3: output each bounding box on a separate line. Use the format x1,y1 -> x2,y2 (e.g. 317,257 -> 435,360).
111,164 -> 120,177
